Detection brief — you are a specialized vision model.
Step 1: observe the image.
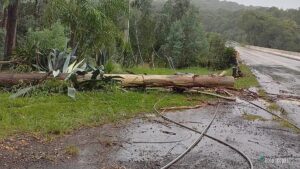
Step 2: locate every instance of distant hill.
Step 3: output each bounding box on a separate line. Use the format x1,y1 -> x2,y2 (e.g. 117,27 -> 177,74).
191,0 -> 256,11
153,0 -> 257,11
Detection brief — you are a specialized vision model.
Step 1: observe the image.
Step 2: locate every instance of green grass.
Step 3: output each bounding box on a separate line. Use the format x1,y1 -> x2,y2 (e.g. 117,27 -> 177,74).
0,65 -> 259,139
258,89 -> 267,98
126,66 -> 220,75
226,64 -> 259,89
0,91 -> 214,139
64,145 -> 79,156
273,116 -> 300,133
267,103 -> 281,112
243,113 -> 266,121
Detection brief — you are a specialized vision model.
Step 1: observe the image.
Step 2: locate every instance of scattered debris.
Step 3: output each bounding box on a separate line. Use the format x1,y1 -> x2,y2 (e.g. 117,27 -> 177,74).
160,130 -> 176,136
239,99 -> 300,131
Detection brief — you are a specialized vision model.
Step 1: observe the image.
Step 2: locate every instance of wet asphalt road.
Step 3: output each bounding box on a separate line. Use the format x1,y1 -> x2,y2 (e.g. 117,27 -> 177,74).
237,47 -> 300,72
237,46 -> 300,125
5,47 -> 300,169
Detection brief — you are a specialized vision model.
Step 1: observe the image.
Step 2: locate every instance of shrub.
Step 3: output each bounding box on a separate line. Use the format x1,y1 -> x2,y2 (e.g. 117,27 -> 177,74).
105,60 -> 123,73
223,47 -> 238,66
14,22 -> 68,70
206,33 -> 237,70
27,22 -> 67,51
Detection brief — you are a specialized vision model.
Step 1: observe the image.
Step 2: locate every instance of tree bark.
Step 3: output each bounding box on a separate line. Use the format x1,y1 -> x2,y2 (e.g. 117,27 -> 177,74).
103,74 -> 234,88
69,24 -> 77,49
0,73 -> 67,87
0,73 -> 234,88
4,0 -> 19,60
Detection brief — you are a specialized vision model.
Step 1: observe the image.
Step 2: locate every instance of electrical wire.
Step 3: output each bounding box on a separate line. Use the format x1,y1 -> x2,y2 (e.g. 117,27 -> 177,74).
160,103 -> 220,169
153,96 -> 254,169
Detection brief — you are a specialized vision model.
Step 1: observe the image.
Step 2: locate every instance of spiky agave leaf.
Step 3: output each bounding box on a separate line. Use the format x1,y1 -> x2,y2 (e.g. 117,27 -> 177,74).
63,45 -> 78,73
67,59 -> 85,73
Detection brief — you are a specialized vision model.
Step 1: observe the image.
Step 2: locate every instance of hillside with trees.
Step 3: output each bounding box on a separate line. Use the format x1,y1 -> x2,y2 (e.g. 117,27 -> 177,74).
193,0 -> 300,52
1,0 -> 299,72
0,0 -> 237,72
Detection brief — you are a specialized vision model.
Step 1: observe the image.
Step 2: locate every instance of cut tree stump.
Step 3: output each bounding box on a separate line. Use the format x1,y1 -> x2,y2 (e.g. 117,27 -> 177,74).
0,73 -> 234,88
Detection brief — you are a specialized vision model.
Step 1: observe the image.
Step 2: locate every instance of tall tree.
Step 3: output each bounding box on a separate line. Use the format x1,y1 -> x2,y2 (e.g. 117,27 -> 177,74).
130,0 -> 156,65
45,0 -> 127,58
4,0 -> 19,60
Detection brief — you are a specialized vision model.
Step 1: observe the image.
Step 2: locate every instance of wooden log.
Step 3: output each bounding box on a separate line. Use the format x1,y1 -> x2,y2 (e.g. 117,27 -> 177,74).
0,73 -> 234,88
82,74 -> 234,88
0,73 -> 67,87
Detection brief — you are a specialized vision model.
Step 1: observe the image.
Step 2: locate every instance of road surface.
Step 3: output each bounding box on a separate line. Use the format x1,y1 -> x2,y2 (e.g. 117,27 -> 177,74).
236,46 -> 300,97
237,46 -> 300,125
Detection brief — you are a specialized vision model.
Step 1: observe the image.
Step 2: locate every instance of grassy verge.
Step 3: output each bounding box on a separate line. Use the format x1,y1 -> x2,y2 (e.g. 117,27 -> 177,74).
226,64 -> 259,89
0,90 -> 215,139
0,65 -> 259,139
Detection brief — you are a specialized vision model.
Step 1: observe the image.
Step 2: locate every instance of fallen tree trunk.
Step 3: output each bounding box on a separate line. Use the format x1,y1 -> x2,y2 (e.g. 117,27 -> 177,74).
0,73 -> 234,88
0,73 -> 67,87
81,74 -> 234,88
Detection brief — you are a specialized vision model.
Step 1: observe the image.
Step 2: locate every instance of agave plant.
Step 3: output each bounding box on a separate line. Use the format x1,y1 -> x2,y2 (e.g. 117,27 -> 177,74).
33,45 -> 86,78
11,46 -> 121,99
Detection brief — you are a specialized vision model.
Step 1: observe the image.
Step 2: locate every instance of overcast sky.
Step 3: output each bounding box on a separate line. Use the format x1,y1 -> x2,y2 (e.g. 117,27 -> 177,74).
222,0 -> 300,9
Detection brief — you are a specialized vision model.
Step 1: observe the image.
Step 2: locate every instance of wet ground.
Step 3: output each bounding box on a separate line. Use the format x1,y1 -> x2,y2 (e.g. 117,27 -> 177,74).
2,102 -> 299,169
1,47 -> 300,169
237,47 -> 300,124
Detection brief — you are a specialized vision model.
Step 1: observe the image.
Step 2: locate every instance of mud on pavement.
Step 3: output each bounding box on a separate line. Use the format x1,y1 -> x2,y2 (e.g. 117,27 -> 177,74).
1,100 -> 299,169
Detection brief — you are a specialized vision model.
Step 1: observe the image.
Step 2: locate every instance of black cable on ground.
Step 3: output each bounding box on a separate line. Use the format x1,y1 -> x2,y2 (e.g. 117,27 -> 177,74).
153,96 -> 254,169
240,98 -> 300,131
160,103 -> 220,169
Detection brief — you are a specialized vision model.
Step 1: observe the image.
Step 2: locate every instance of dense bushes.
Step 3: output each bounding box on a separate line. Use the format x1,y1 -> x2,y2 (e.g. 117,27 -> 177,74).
12,22 -> 68,71
147,0 -> 234,69
2,0 -> 238,72
197,33 -> 237,69
26,22 -> 67,52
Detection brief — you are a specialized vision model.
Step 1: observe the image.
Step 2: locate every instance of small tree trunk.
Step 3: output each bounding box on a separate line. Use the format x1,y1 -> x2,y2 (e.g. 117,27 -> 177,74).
4,0 -> 19,60
69,24 -> 77,49
134,19 -> 143,65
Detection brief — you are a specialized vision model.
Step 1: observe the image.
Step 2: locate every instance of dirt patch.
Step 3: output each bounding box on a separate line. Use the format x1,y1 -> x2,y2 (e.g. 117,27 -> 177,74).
0,123 -> 127,169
